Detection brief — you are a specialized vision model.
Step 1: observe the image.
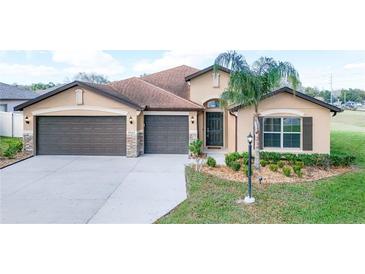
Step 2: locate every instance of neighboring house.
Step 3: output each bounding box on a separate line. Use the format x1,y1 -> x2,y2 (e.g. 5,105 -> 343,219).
0,82 -> 38,112
14,65 -> 341,157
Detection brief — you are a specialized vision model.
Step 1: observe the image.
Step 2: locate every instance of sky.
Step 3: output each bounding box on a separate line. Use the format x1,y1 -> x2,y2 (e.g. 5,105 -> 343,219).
0,50 -> 364,90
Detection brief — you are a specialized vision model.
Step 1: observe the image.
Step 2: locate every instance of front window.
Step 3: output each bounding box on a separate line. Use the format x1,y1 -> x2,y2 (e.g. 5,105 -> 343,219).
263,117 -> 301,149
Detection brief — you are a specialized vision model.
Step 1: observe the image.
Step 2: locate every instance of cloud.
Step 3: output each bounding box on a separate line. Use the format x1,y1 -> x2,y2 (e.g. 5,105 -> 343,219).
52,50 -> 124,76
344,62 -> 365,69
0,62 -> 58,77
133,50 -> 220,73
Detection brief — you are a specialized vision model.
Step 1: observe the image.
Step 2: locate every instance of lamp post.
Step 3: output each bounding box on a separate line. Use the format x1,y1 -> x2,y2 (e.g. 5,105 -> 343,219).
244,133 -> 255,204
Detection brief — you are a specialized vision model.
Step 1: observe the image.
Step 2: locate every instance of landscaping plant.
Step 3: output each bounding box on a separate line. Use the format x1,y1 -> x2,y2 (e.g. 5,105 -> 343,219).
277,160 -> 285,168
231,161 -> 241,171
293,165 -> 303,177
206,156 -> 217,168
189,139 -> 204,171
282,166 -> 292,177
260,159 -> 268,167
269,163 -> 278,172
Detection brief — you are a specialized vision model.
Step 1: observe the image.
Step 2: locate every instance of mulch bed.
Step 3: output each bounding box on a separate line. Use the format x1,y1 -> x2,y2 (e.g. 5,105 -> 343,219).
201,164 -> 353,184
0,152 -> 32,169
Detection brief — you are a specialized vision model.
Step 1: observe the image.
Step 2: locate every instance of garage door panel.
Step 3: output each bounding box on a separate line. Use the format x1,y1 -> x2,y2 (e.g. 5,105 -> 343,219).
37,116 -> 126,156
144,115 -> 188,154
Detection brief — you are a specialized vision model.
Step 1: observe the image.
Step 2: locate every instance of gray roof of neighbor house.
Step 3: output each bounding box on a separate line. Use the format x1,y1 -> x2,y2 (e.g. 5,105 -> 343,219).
0,82 -> 38,100
229,86 -> 343,114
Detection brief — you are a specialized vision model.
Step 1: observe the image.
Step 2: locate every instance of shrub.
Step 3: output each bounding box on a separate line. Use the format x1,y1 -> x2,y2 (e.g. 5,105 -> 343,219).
14,140 -> 23,152
189,139 -> 204,171
282,153 -> 297,164
224,152 -> 242,168
3,146 -> 17,159
231,161 -> 241,171
330,152 -> 356,167
242,165 -> 249,176
260,152 -> 281,163
294,161 -> 304,169
260,159 -> 268,167
189,139 -> 203,157
282,166 -> 292,177
277,160 -> 285,168
293,165 -> 303,177
269,163 -> 278,172
206,156 -> 216,168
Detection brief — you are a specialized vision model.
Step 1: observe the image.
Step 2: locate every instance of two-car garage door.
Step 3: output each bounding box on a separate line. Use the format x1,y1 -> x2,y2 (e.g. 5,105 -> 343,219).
36,116 -> 126,156
36,115 -> 189,156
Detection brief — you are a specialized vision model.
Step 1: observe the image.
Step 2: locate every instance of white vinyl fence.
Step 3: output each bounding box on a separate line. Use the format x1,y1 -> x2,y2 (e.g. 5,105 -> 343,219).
0,111 -> 23,137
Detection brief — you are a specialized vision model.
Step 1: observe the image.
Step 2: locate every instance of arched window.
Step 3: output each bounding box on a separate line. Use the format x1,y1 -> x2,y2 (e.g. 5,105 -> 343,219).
206,99 -> 220,108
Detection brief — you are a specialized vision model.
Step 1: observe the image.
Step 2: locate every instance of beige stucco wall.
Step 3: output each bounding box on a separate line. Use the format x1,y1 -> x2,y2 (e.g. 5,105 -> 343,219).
236,92 -> 331,154
189,70 -> 236,151
22,86 -> 140,156
189,70 -> 230,105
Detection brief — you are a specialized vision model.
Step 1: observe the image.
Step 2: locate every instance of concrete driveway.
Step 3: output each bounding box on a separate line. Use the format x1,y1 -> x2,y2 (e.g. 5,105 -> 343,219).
0,155 -> 188,224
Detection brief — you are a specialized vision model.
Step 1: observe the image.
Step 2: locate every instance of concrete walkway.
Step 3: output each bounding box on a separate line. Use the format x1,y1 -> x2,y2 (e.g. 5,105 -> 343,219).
0,155 -> 188,224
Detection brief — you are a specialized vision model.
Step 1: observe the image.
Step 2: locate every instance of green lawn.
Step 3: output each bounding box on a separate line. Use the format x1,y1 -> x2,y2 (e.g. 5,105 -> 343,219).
332,110 -> 365,132
0,136 -> 22,156
157,131 -> 365,224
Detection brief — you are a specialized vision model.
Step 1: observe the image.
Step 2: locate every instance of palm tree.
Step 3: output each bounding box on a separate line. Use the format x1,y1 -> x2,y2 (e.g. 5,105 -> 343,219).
214,51 -> 301,169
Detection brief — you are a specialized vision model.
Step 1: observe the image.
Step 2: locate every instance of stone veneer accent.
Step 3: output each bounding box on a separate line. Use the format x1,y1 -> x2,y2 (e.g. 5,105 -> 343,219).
126,131 -> 138,157
23,132 -> 34,154
137,131 -> 144,156
189,130 -> 198,144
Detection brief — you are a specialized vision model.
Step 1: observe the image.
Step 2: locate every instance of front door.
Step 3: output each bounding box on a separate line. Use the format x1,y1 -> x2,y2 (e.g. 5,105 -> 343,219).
206,112 -> 223,146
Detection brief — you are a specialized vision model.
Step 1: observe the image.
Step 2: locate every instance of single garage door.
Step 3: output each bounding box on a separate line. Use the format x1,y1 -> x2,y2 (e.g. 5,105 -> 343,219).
144,115 -> 189,154
36,116 -> 126,156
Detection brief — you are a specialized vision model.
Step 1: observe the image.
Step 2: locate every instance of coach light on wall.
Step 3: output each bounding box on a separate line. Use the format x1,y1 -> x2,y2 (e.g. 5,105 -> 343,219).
129,116 -> 133,124
25,116 -> 30,124
191,116 -> 195,124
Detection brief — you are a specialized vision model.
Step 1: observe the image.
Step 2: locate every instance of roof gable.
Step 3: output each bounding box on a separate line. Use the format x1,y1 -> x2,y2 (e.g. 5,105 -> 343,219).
185,65 -> 231,81
229,87 -> 342,113
14,81 -> 143,111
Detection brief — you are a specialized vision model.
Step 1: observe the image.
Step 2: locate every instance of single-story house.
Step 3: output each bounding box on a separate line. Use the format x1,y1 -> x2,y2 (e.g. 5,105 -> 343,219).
14,65 -> 341,157
0,82 -> 38,112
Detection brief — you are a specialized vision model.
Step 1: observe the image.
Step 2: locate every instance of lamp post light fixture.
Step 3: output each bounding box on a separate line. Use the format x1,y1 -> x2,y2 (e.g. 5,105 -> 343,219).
244,133 -> 255,204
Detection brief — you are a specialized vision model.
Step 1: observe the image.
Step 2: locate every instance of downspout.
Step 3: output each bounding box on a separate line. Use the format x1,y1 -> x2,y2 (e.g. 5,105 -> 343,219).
229,111 -> 238,152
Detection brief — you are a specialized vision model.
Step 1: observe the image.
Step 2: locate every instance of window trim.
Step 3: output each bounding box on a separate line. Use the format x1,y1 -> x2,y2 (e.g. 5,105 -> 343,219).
263,116 -> 302,150
206,99 -> 220,109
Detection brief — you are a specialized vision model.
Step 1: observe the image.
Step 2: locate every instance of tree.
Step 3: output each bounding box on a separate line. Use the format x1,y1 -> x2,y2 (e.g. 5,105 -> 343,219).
73,72 -> 109,84
30,82 -> 56,91
304,87 -> 320,98
214,51 -> 300,169
339,88 -> 365,103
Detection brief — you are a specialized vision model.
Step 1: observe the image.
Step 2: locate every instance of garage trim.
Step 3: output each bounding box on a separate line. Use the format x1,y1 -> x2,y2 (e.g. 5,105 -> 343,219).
35,116 -> 127,156
32,105 -> 129,116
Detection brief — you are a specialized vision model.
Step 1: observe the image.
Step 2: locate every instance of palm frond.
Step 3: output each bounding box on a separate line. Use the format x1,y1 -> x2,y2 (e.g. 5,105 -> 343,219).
213,51 -> 249,73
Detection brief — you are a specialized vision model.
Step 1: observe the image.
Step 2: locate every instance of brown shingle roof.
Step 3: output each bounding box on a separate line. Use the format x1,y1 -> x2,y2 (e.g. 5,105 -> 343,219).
141,65 -> 199,99
108,77 -> 203,111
